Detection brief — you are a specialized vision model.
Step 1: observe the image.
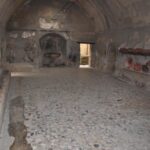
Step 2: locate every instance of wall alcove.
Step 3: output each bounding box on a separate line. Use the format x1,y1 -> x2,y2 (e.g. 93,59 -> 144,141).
40,33 -> 67,67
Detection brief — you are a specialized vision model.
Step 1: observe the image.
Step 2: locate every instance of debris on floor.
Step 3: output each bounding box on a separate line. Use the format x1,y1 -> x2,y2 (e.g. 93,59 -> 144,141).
9,96 -> 32,150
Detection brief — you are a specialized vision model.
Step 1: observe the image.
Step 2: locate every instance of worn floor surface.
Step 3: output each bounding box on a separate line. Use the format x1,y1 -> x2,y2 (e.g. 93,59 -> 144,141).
0,68 -> 150,150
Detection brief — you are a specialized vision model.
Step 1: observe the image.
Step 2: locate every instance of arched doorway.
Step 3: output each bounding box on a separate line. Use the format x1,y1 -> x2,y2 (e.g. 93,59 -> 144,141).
40,33 -> 67,67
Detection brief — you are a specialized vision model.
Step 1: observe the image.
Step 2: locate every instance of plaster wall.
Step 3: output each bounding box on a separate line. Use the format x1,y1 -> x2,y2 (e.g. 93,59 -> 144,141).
96,28 -> 150,89
6,0 -> 96,68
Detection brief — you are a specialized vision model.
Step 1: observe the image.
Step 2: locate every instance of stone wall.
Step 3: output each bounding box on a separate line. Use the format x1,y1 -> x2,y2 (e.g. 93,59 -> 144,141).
6,31 -> 96,68
1,0 -> 150,89
95,27 -> 150,89
5,0 -> 96,68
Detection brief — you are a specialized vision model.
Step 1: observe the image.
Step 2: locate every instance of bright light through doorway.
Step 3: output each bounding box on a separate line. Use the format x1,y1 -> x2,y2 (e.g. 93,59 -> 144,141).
80,43 -> 91,68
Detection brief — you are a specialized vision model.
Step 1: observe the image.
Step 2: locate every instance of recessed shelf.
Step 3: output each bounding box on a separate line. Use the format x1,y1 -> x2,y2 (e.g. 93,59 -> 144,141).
119,48 -> 150,56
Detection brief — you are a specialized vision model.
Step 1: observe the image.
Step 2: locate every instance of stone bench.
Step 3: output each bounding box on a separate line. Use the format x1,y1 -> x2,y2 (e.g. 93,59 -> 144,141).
0,68 -> 11,131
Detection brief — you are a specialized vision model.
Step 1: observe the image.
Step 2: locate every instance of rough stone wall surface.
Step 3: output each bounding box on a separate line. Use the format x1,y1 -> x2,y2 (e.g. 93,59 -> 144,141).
0,0 -> 149,80
77,0 -> 150,31
5,0 -> 96,68
1,0 -> 150,31
0,0 -> 24,65
95,28 -> 150,88
96,29 -> 150,71
7,0 -> 94,32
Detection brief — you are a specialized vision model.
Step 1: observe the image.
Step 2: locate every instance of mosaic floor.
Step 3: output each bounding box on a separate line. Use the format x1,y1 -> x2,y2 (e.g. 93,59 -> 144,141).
0,68 -> 150,150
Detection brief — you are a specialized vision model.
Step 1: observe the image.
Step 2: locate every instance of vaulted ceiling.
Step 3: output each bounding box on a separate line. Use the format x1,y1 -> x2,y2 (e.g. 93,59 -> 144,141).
0,0 -> 150,32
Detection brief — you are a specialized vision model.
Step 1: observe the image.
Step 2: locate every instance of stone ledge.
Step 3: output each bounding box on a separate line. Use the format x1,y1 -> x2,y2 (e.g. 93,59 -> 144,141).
3,63 -> 34,72
115,69 -> 150,91
0,71 -> 11,132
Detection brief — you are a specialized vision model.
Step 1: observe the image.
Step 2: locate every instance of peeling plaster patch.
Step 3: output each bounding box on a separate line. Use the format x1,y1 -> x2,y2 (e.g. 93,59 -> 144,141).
132,32 -> 140,41
39,18 -> 60,29
127,32 -> 141,48
24,0 -> 32,6
119,42 -> 128,49
12,22 -> 19,28
134,42 -> 144,49
144,36 -> 150,49
9,33 -> 18,39
22,32 -> 35,38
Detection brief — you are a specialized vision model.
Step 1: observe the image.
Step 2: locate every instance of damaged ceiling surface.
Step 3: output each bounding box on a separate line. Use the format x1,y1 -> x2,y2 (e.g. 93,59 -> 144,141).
0,0 -> 150,30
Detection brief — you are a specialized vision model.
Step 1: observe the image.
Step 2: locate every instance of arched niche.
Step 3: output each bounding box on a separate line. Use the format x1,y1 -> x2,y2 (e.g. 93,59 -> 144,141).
39,33 -> 67,67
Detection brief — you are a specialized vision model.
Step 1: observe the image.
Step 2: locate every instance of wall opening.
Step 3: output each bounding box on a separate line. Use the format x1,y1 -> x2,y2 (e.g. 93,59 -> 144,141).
40,33 -> 67,67
80,43 -> 91,68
